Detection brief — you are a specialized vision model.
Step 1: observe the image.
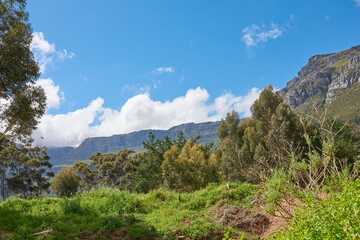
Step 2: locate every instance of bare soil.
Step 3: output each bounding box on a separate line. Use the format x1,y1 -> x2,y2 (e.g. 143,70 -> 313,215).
211,199 -> 270,237
78,228 -> 163,240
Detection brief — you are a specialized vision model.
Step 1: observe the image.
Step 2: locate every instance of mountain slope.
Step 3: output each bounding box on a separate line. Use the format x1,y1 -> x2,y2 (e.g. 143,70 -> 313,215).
280,45 -> 360,123
47,121 -> 220,169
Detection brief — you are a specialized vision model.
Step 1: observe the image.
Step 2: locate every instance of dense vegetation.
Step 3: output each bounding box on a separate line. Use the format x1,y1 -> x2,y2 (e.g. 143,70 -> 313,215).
1,82 -> 360,239
0,182 -> 256,239
1,0 -> 360,239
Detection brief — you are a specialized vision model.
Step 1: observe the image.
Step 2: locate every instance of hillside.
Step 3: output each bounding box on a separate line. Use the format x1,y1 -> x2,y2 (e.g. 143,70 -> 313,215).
47,121 -> 220,169
280,45 -> 360,123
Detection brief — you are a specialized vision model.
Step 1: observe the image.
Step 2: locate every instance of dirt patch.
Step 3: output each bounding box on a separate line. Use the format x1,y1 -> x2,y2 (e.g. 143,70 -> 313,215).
251,194 -> 308,239
249,204 -> 288,239
78,228 -> 163,240
211,200 -> 270,236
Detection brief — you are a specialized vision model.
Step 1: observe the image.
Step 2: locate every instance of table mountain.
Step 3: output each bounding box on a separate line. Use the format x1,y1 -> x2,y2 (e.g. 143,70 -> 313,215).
47,121 -> 220,170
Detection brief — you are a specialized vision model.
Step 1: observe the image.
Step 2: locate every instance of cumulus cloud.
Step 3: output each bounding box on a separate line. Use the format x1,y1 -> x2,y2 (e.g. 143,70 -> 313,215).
33,87 -> 261,147
33,98 -> 104,147
242,23 -> 284,47
31,32 -> 75,73
153,66 -> 174,74
35,78 -> 65,109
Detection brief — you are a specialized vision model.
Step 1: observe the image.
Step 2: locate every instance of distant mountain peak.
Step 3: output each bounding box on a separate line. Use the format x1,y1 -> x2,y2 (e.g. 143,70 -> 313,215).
280,44 -> 360,124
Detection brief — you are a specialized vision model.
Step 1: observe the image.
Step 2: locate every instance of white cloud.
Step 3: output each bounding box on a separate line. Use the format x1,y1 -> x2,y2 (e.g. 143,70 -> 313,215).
33,98 -> 104,147
33,87 -> 261,147
35,78 -> 65,109
31,32 -> 75,73
209,88 -> 260,119
354,0 -> 360,7
153,66 -> 174,74
31,32 -> 55,53
242,23 -> 284,47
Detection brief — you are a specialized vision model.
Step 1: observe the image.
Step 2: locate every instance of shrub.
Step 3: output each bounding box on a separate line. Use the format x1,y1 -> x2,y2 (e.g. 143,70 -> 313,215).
273,179 -> 360,239
51,167 -> 80,197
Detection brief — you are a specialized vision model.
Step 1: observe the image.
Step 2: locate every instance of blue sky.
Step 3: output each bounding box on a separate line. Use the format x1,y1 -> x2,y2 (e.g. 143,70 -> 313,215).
27,0 -> 360,147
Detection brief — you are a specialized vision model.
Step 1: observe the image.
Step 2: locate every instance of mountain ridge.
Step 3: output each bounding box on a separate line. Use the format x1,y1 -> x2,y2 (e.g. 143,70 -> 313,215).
47,121 -> 221,170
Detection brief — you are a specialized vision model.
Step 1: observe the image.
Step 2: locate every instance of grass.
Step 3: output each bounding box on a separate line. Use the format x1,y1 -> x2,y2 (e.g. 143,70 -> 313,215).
0,182 -> 256,239
326,82 -> 360,124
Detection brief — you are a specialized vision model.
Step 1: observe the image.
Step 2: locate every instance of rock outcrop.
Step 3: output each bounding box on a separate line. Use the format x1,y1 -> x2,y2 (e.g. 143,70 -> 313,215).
280,45 -> 360,110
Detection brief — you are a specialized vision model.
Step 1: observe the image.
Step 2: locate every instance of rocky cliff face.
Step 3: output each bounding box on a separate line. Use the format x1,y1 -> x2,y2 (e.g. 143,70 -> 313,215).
280,45 -> 360,111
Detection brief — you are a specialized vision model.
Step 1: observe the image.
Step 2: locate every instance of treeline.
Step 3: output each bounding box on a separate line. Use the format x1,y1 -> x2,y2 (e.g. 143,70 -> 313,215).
1,85 -> 359,201
0,138 -> 53,200
70,132 -> 217,194
55,86 -> 360,198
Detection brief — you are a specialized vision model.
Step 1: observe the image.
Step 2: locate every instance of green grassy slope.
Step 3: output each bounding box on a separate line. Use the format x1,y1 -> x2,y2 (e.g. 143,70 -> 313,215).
294,82 -> 360,124
0,183 -> 256,240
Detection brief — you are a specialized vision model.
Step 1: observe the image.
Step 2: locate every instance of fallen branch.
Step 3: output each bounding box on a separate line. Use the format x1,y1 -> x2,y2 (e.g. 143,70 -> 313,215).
32,229 -> 54,236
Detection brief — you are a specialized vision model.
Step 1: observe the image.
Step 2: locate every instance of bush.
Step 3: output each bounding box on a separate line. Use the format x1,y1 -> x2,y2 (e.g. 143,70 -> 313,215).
51,167 -> 80,197
273,179 -> 360,239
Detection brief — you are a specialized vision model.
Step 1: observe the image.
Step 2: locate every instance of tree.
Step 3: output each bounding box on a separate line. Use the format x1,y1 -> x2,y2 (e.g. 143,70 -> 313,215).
8,144 -> 53,198
0,136 -> 53,199
51,167 -> 80,197
133,131 -> 201,193
162,140 -> 219,192
87,149 -> 138,189
0,0 -> 46,141
217,86 -> 308,181
73,161 -> 97,191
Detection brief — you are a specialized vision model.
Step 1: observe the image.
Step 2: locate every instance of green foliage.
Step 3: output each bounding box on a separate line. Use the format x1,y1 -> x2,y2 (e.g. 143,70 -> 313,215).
263,114 -> 360,220
73,161 -> 96,191
54,121 -> 220,169
133,131 -> 202,193
222,231 -> 245,240
273,179 -> 360,240
182,217 -> 217,239
51,167 -> 80,197
162,140 -> 220,192
0,182 -> 255,239
263,168 -> 297,219
86,148 -> 138,189
0,0 -> 46,142
59,197 -> 86,215
217,86 -> 307,182
0,137 -> 53,200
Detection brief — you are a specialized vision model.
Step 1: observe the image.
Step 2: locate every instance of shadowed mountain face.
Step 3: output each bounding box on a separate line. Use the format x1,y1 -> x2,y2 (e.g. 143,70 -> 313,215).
280,45 -> 360,123
47,121 -> 220,170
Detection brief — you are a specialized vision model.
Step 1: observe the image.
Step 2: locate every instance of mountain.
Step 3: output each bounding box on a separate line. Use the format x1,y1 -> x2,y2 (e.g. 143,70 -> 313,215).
48,45 -> 360,171
280,45 -> 360,123
47,121 -> 220,170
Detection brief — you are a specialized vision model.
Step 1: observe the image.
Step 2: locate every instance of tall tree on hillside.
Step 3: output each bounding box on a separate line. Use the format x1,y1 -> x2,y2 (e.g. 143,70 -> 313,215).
133,131 -> 201,193
73,161 -> 97,191
161,140 -> 219,192
87,149 -> 138,189
217,86 -> 308,181
0,136 -> 53,199
0,0 -> 46,142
